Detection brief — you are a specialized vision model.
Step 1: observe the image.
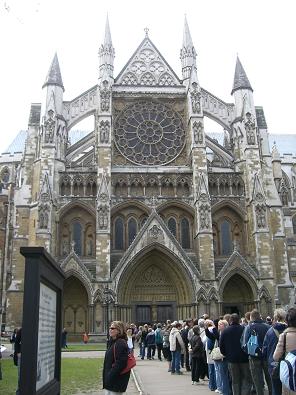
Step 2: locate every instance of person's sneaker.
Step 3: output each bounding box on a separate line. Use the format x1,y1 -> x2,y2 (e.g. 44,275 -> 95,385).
168,368 -> 171,372
192,381 -> 196,385
215,390 -> 220,393
176,371 -> 183,375
171,371 -> 175,374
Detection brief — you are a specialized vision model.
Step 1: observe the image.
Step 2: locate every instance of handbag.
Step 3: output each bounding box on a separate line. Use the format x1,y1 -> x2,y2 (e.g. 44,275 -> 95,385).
211,340 -> 224,361
113,341 -> 136,375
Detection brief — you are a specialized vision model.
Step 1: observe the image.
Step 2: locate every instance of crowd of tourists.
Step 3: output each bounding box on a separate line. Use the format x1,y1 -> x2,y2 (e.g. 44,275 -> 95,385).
103,307 -> 296,395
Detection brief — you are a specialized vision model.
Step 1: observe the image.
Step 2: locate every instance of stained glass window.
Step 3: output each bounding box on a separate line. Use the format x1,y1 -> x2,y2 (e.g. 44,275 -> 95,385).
114,101 -> 185,165
181,218 -> 190,249
128,218 -> 137,246
73,221 -> 82,255
221,220 -> 232,255
168,217 -> 177,237
115,218 -> 124,250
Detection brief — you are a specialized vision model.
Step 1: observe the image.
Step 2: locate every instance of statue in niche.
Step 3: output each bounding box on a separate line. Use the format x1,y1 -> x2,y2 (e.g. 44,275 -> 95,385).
190,83 -> 201,113
44,110 -> 56,144
98,205 -> 108,230
244,112 -> 256,145
62,239 -> 69,255
193,122 -> 203,144
199,203 -> 210,229
100,81 -> 110,112
99,120 -> 110,144
255,204 -> 266,228
38,204 -> 50,229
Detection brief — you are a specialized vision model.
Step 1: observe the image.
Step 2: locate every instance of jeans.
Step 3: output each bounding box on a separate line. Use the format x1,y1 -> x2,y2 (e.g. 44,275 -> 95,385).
217,360 -> 231,395
214,360 -> 223,392
141,345 -> 147,359
147,345 -> 155,359
171,350 -> 181,373
271,376 -> 282,395
208,363 -> 217,390
228,362 -> 252,395
249,357 -> 272,395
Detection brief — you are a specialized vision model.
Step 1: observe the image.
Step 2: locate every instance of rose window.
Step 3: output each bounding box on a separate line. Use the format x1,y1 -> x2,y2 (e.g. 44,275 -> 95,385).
114,101 -> 185,165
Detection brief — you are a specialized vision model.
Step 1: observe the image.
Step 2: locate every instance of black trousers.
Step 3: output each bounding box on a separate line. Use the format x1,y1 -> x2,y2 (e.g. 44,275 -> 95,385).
191,357 -> 204,382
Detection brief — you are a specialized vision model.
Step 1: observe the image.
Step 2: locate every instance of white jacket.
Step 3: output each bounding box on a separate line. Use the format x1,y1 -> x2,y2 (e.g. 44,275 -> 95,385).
169,327 -> 186,353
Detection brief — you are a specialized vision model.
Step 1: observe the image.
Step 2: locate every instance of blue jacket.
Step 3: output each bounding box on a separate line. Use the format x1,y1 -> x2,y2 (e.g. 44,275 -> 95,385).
242,319 -> 270,359
220,323 -> 249,363
146,332 -> 156,346
262,322 -> 287,372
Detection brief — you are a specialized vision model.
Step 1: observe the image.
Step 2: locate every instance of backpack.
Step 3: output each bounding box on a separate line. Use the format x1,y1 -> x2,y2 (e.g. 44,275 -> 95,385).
280,333 -> 296,391
155,329 -> 162,344
247,329 -> 260,357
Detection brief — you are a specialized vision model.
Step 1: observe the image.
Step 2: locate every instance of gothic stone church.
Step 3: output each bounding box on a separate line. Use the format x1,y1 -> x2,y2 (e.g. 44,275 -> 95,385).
1,18 -> 296,336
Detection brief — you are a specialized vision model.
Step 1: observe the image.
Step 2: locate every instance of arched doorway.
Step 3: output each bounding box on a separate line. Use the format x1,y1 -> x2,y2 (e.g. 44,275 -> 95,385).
222,273 -> 255,316
117,248 -> 194,324
63,276 -> 89,335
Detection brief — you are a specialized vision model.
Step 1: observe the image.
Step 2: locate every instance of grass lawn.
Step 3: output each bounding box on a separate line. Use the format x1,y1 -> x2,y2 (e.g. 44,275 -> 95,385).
63,344 -> 106,352
1,357 -> 104,395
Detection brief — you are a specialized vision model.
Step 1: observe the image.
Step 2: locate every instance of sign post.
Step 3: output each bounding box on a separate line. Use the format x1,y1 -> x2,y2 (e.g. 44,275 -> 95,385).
20,247 -> 65,395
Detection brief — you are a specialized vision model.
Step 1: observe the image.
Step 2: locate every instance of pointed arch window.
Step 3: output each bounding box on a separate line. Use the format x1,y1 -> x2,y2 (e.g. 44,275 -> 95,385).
168,217 -> 177,237
181,217 -> 190,249
73,221 -> 82,255
115,218 -> 124,250
128,218 -> 137,246
221,219 -> 232,255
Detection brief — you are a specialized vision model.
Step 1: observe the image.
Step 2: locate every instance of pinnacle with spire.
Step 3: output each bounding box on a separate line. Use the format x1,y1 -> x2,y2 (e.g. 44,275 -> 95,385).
99,15 -> 115,80
180,16 -> 196,80
43,53 -> 64,91
231,56 -> 253,95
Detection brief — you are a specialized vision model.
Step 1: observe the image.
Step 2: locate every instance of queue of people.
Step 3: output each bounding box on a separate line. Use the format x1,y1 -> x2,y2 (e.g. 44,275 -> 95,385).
102,307 -> 296,395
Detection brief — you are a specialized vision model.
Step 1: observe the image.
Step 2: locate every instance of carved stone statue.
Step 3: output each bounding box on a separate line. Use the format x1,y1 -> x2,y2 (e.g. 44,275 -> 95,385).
44,110 -> 56,144
255,204 -> 266,228
98,205 -> 108,229
100,81 -> 111,112
199,203 -> 210,230
244,112 -> 256,145
193,121 -> 203,144
99,120 -> 110,144
190,83 -> 201,114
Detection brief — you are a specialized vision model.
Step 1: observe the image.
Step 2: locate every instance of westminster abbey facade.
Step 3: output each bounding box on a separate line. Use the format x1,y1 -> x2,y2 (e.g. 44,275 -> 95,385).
1,17 -> 296,336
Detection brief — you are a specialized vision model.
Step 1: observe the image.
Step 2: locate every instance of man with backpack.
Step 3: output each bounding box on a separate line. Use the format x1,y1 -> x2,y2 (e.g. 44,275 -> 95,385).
155,323 -> 164,361
241,309 -> 272,395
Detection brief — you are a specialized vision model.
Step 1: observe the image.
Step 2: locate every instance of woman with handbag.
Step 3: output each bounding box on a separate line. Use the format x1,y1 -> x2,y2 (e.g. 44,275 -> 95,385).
102,321 -> 131,395
273,307 -> 296,395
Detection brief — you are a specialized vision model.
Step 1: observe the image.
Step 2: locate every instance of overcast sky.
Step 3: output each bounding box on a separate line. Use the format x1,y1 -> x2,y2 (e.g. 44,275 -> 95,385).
0,0 -> 295,152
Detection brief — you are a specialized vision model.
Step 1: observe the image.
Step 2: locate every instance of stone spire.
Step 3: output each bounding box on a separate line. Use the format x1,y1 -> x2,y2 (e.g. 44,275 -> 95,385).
99,15 -> 115,80
42,53 -> 64,91
231,56 -> 253,95
180,16 -> 196,80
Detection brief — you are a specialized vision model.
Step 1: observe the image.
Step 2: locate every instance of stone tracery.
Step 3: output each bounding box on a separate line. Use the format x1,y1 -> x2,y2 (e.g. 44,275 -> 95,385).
114,101 -> 185,165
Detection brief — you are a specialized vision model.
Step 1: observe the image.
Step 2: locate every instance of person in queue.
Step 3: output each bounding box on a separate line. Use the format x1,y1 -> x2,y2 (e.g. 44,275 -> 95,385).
102,321 -> 130,395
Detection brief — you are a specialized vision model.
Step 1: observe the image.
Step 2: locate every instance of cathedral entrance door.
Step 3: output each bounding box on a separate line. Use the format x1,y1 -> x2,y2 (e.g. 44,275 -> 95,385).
157,304 -> 174,323
222,273 -> 255,316
136,305 -> 151,324
117,249 -> 193,324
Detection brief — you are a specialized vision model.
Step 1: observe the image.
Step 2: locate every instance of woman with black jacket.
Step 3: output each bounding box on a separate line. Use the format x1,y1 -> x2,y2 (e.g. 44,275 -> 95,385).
190,325 -> 205,385
103,321 -> 130,394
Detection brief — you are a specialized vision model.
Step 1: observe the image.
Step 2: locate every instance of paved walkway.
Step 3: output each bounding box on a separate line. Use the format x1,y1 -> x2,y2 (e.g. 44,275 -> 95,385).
71,351 -> 216,395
